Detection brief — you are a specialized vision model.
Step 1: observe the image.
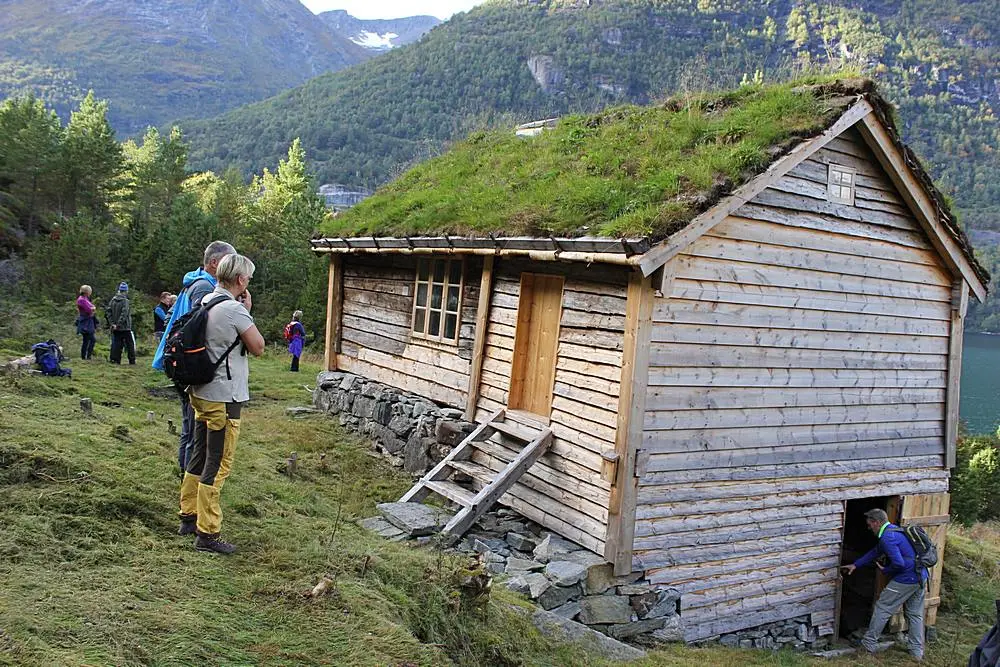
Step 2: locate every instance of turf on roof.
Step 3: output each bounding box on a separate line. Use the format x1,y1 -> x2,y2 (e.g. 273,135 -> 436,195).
320,78 -> 865,241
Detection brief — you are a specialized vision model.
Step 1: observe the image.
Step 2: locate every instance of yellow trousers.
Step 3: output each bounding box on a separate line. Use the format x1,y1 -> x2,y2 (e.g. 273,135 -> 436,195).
178,395 -> 241,535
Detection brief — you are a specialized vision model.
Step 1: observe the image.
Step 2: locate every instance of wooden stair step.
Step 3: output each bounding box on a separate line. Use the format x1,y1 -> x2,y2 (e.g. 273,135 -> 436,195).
491,420 -> 541,443
423,479 -> 476,507
448,459 -> 496,483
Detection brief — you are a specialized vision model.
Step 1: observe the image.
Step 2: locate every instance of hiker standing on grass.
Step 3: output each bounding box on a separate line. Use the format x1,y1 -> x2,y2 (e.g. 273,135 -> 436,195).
153,292 -> 172,342
106,282 -> 136,365
177,254 -> 264,554
153,241 -> 236,472
285,310 -> 305,372
76,285 -> 98,360
841,508 -> 928,661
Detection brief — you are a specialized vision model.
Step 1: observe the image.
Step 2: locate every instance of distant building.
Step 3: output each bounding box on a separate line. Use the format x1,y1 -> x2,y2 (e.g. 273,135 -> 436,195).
319,184 -> 372,211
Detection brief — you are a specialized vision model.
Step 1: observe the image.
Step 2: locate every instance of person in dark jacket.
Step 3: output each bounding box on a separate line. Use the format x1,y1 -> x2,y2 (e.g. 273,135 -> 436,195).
76,285 -> 98,360
106,282 -> 136,365
153,292 -> 172,341
841,508 -> 927,661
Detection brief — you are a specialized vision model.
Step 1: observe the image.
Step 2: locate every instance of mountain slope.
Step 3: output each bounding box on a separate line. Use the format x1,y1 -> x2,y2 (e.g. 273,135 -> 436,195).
319,10 -> 440,51
0,0 -> 369,134
183,0 -> 999,234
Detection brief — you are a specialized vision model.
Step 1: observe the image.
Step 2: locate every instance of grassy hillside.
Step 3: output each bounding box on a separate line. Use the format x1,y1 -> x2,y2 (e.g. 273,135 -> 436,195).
0,310 -> 996,665
183,0 -> 999,234
0,0 -> 369,135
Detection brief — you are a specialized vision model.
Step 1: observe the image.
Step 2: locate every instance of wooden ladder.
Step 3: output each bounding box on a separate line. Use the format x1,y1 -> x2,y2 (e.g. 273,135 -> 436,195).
398,408 -> 553,544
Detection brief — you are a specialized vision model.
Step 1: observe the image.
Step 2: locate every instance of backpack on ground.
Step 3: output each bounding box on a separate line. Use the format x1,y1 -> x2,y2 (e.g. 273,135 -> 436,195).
890,524 -> 939,571
162,295 -> 240,387
31,340 -> 71,377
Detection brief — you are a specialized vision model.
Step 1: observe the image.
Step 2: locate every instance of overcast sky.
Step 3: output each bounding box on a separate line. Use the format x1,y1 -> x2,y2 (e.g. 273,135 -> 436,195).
301,0 -> 487,20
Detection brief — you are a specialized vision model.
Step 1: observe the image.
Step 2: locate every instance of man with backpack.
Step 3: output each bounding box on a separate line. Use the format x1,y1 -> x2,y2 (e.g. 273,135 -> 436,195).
106,282 -> 136,365
152,241 -> 236,472
841,508 -> 933,661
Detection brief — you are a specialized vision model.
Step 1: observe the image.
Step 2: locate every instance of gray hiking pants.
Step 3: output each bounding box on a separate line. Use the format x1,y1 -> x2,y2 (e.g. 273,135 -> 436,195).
862,580 -> 925,658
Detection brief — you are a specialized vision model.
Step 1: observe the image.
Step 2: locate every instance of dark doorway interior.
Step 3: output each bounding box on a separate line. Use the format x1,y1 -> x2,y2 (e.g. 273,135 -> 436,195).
839,496 -> 893,638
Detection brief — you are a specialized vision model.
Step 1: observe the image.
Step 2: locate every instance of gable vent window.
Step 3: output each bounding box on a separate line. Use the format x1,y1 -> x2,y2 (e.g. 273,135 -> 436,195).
827,163 -> 856,205
412,258 -> 463,343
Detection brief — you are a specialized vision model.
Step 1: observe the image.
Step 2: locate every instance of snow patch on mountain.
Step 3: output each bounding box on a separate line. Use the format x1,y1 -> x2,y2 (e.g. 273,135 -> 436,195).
352,31 -> 400,50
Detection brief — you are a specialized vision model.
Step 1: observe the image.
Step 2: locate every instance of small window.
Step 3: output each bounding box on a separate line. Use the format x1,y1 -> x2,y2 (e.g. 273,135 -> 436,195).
827,163 -> 856,205
412,258 -> 463,342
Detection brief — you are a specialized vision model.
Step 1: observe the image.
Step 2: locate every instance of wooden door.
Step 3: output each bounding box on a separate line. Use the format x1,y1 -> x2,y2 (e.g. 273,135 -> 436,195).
508,273 -> 564,418
881,493 -> 949,630
900,493 -> 949,626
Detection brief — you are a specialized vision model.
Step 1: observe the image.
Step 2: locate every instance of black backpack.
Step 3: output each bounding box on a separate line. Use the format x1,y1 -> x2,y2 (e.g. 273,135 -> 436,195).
888,525 -> 939,571
162,295 -> 240,387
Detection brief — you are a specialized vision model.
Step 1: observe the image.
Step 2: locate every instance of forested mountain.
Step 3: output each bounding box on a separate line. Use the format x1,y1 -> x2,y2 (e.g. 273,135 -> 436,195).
183,0 -> 999,233
0,0 -> 370,135
319,10 -> 441,51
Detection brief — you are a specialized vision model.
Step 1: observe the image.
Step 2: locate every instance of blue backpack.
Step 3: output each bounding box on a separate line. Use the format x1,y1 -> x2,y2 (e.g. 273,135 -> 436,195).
31,340 -> 71,377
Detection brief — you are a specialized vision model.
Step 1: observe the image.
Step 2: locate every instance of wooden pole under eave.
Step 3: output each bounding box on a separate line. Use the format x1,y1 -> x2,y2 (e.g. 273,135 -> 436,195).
945,280 -> 969,468
324,254 -> 344,371
605,268 -> 654,575
465,255 -> 495,420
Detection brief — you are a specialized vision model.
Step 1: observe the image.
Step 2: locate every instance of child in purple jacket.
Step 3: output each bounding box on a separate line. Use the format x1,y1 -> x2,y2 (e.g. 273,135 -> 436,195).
284,310 -> 305,372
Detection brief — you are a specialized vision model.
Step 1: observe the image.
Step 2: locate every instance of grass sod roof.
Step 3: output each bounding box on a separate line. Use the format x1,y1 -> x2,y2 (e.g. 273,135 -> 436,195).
317,76 -> 988,285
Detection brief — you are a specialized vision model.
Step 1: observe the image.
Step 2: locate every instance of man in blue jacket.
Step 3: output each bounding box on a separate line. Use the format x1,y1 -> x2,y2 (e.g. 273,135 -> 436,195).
841,508 -> 927,661
153,241 -> 236,475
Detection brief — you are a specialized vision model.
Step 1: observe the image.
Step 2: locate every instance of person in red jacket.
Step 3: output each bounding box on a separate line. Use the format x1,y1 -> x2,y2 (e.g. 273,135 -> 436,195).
841,508 -> 928,661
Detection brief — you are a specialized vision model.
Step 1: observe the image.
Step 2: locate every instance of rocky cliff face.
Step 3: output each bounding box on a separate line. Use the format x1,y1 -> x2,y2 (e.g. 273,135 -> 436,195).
319,10 -> 441,52
0,0 -> 370,134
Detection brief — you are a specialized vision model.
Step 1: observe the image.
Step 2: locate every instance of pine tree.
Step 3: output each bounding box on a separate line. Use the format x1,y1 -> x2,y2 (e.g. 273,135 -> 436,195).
63,91 -> 123,219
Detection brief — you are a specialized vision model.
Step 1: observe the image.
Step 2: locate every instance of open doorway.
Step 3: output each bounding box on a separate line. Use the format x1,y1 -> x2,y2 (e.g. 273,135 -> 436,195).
838,496 -> 898,638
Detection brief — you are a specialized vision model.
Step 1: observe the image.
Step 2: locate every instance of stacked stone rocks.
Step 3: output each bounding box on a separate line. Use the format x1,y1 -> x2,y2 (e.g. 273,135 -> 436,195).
313,371 -> 474,474
715,617 -> 831,651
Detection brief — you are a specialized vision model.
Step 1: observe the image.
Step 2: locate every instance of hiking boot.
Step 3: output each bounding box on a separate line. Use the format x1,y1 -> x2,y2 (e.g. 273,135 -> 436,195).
194,533 -> 237,555
178,514 -> 197,536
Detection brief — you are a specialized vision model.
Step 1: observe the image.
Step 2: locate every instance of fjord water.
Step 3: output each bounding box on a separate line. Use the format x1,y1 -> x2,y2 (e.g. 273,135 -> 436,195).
961,333 -> 1000,435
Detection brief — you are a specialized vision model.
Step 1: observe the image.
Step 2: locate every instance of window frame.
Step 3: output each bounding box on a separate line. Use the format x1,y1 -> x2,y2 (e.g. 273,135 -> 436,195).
410,257 -> 465,344
827,163 -> 857,206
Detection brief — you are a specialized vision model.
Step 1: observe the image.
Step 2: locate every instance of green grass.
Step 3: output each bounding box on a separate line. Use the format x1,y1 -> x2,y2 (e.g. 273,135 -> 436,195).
0,340 -> 997,665
322,78 -> 860,242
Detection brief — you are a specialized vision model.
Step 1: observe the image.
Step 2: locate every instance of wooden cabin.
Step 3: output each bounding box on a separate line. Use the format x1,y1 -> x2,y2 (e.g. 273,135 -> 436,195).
311,80 -> 989,642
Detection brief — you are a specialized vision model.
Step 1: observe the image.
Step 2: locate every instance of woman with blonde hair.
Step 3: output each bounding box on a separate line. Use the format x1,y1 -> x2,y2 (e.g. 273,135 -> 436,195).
76,285 -> 97,360
177,254 -> 264,554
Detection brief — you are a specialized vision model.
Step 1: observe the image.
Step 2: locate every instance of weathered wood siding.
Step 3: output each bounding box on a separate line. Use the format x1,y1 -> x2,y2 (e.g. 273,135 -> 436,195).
336,255 -> 480,407
636,127 -> 953,641
473,259 -> 629,554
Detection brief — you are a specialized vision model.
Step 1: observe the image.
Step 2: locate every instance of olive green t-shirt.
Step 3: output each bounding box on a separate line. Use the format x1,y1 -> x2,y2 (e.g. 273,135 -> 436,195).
189,287 -> 254,403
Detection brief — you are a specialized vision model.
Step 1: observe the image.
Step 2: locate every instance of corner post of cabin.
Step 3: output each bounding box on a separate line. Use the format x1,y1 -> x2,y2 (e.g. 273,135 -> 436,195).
605,267 -> 655,575
945,279 -> 969,468
465,254 -> 495,420
324,254 -> 344,372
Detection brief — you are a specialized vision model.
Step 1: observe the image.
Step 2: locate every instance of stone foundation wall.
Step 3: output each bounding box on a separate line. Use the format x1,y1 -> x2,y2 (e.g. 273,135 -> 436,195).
313,370 -> 475,475
714,616 -> 832,651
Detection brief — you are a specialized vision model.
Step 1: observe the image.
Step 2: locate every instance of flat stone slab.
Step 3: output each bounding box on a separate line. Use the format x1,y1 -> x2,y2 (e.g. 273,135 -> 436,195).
359,516 -> 406,541
579,595 -> 633,625
532,610 -> 646,662
532,534 -> 582,563
545,560 -> 589,587
376,502 -> 453,537
506,557 -> 544,574
607,617 -> 666,640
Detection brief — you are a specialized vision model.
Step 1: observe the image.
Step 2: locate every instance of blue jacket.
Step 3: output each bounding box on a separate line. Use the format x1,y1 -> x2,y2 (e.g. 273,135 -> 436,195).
854,522 -> 927,585
151,268 -> 217,370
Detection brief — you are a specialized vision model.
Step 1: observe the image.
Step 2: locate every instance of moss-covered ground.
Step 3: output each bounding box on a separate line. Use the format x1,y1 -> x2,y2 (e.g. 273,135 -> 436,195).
0,331 -> 996,665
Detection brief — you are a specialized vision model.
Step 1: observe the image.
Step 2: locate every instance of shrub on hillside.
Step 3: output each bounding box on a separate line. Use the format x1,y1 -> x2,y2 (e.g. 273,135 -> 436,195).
951,431 -> 1000,524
